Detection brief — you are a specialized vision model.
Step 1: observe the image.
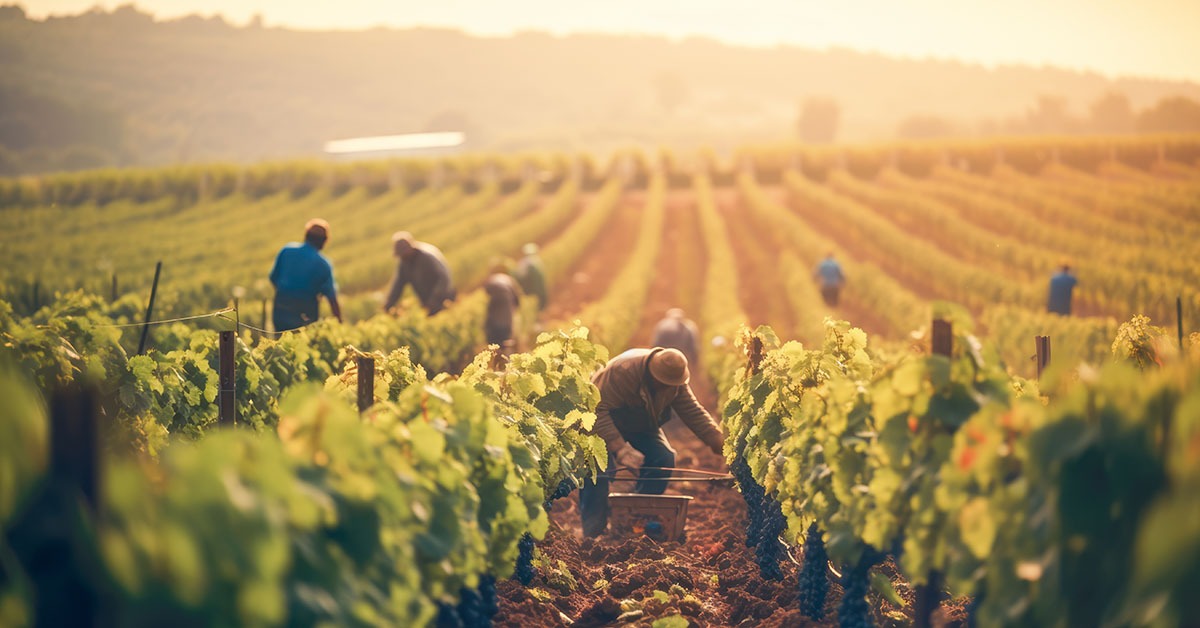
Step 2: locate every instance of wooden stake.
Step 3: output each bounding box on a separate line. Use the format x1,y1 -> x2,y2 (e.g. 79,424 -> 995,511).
917,318 -> 952,628
931,319 -> 952,357
1178,296 -> 1185,352
50,386 -> 100,512
1036,335 -> 1051,379
47,385 -> 104,627
136,261 -> 162,355
111,273 -> 118,303
356,355 -> 375,414
914,571 -> 944,628
219,330 -> 236,425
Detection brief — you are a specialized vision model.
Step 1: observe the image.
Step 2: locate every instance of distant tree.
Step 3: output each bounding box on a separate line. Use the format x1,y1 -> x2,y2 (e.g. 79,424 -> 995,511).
108,4 -> 154,28
653,71 -> 689,114
1024,95 -> 1078,134
422,110 -> 483,146
1138,96 -> 1200,133
0,5 -> 26,20
1089,91 -> 1135,134
896,114 -> 960,140
796,98 -> 840,144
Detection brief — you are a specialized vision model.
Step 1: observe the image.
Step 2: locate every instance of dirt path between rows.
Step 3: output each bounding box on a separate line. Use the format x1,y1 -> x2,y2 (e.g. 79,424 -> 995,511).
542,190 -> 647,325
714,186 -> 797,335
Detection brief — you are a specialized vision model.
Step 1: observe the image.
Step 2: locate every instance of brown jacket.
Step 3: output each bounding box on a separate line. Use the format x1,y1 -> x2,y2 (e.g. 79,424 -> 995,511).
589,348 -> 724,454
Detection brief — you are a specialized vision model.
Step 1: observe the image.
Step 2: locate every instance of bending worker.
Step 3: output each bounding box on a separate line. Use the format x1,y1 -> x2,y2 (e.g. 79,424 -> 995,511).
483,263 -> 522,349
580,347 -> 725,538
383,231 -> 456,315
269,218 -> 342,332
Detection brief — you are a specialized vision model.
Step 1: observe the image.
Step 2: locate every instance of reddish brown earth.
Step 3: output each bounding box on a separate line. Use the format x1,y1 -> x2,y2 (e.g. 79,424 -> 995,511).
713,186 -> 797,335
494,416 -> 968,627
542,190 -> 647,324
632,187 -> 706,350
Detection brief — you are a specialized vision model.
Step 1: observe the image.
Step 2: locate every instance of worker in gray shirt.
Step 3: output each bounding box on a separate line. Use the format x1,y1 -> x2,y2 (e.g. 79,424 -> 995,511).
383,231 -> 456,315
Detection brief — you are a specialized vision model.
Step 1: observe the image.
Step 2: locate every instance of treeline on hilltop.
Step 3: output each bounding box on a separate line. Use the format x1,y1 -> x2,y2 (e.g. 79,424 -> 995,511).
2,3 -> 1200,175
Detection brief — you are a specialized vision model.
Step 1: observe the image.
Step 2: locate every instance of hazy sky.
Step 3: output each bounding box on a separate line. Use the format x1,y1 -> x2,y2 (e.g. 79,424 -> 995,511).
22,0 -> 1200,82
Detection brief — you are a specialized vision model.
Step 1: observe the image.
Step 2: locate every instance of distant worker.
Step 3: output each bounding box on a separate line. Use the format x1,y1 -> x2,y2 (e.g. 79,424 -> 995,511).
513,242 -> 548,311
268,218 -> 342,332
383,231 -> 456,315
814,252 -> 845,307
580,348 -> 725,538
483,262 -> 523,349
1047,263 -> 1078,316
651,308 -> 700,366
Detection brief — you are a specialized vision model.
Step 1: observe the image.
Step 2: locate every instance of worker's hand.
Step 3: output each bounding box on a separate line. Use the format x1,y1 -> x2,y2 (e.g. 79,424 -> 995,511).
615,442 -> 643,470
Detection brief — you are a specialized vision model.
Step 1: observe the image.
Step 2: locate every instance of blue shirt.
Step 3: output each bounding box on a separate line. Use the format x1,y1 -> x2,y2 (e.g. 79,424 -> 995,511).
269,242 -> 337,301
1047,271 -> 1077,315
815,258 -> 845,287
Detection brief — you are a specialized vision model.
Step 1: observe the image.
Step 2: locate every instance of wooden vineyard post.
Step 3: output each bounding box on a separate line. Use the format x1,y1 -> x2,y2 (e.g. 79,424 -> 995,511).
356,355 -> 375,414
1036,336 -> 1051,379
47,386 -> 104,627
1178,296 -> 1185,352
111,273 -> 118,303
262,298 -> 269,338
136,261 -> 163,355
51,387 -> 101,512
931,319 -> 952,358
32,278 -> 39,312
218,330 -> 236,425
915,318 -> 952,628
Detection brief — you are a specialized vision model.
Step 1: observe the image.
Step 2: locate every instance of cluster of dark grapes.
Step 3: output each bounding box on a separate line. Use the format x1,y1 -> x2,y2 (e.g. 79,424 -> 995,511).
435,602 -> 462,628
798,522 -> 829,620
753,497 -> 786,580
730,456 -> 765,548
513,532 -> 537,586
542,478 -> 576,511
436,575 -> 498,628
837,548 -> 883,628
731,454 -> 786,579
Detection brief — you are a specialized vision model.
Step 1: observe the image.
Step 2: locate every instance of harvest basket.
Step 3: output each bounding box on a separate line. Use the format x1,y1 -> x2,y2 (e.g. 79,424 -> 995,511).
608,493 -> 693,542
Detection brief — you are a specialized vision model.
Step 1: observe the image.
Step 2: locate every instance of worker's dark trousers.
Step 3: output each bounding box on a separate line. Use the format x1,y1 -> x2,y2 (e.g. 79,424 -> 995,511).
821,284 -> 840,307
579,429 -> 676,538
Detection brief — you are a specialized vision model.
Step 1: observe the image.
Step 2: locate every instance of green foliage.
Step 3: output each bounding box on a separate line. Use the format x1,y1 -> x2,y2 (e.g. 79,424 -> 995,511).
0,315 -> 610,624
1111,314 -> 1169,368
722,314 -> 1200,626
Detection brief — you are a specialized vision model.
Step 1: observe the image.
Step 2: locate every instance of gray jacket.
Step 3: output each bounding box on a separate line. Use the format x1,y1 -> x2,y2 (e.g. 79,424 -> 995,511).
384,243 -> 455,314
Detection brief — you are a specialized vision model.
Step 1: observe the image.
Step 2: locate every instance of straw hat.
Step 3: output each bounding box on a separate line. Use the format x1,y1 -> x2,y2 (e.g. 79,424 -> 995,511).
649,348 -> 690,386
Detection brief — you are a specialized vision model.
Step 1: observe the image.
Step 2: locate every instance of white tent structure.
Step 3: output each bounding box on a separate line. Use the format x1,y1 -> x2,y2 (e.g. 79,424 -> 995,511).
323,132 -> 465,160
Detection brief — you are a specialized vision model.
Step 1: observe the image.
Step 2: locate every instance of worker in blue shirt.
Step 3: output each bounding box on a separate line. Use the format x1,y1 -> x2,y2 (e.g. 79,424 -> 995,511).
269,219 -> 342,332
1047,264 -> 1078,316
814,252 -> 845,307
